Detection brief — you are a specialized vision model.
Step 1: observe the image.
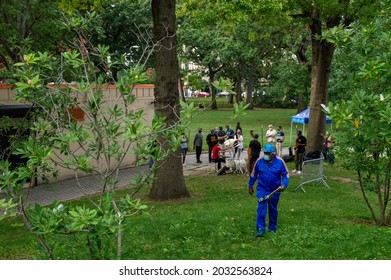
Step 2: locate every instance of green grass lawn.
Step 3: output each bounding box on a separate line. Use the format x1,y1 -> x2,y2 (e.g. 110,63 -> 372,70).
183,105 -> 332,151
1,162 -> 390,260
186,107 -> 296,150
0,108 -> 389,260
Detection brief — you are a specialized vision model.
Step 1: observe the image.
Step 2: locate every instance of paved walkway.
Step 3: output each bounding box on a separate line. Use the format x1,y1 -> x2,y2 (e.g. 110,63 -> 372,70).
0,153 -> 214,207
1,148 -> 291,207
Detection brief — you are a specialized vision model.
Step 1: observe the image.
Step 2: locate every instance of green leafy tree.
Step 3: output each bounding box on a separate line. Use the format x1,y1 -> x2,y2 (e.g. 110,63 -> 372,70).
0,0 -> 63,76
325,6 -> 391,225
91,0 -> 154,81
264,58 -> 310,109
284,0 -> 383,151
0,11 -> 183,259
177,1 -> 227,109
177,0 -> 287,110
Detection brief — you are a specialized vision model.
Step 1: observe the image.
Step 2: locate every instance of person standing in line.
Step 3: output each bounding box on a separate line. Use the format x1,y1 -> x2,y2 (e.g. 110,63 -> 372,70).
217,126 -> 227,148
234,129 -> 244,159
321,131 -> 335,164
276,126 -> 285,157
235,122 -> 243,135
265,124 -> 277,145
292,130 -> 307,174
193,128 -> 203,164
225,125 -> 235,139
248,134 -> 261,173
206,128 -> 218,163
248,143 -> 289,238
180,132 -> 189,166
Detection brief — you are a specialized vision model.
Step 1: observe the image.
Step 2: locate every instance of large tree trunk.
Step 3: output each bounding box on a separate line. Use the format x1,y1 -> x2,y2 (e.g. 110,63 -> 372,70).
243,60 -> 258,110
295,42 -> 311,113
150,0 -> 190,200
234,79 -> 242,104
306,9 -> 336,152
209,66 -> 218,110
246,71 -> 255,110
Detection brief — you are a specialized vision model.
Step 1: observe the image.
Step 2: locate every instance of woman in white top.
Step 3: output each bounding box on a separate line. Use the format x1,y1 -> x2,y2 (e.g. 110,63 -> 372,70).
234,130 -> 244,159
265,124 -> 277,144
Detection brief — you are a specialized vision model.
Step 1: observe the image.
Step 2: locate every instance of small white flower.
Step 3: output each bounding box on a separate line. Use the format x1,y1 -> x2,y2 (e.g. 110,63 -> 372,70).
53,204 -> 64,214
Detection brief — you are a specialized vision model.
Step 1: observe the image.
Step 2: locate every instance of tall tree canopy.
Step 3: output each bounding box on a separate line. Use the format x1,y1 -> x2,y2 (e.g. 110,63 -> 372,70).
284,0 -> 383,151
177,0 -> 289,109
0,0 -> 62,72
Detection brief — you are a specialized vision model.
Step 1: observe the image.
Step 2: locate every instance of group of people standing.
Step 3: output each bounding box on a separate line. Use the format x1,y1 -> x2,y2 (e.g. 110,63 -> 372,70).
169,122 -> 334,240
180,123 -> 313,176
265,124 -> 286,157
180,128 -> 207,166
180,122 -> 245,168
208,123 -> 244,171
263,124 -> 310,174
182,123 -> 290,173
247,124 -> 286,172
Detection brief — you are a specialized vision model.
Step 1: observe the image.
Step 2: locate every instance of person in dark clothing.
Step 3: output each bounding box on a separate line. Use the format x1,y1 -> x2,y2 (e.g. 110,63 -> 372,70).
225,125 -> 235,139
248,134 -> 261,173
193,128 -> 203,163
206,128 -> 218,163
217,126 -> 227,145
292,131 -> 307,173
235,122 -> 243,135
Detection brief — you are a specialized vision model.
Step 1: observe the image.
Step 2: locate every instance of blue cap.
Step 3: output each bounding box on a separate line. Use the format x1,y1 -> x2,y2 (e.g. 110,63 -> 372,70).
264,143 -> 276,153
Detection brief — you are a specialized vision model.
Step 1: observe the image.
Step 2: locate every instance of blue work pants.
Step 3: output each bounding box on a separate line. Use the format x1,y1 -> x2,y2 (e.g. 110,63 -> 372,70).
256,195 -> 279,232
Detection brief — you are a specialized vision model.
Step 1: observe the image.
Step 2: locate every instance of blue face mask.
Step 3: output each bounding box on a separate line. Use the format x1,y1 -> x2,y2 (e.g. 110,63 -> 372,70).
264,155 -> 271,161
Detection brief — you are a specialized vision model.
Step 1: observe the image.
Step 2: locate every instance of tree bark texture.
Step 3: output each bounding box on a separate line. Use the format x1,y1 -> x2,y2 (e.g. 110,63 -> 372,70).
234,79 -> 242,104
149,0 -> 190,200
295,42 -> 311,113
306,9 -> 336,152
246,78 -> 254,109
208,66 -> 218,110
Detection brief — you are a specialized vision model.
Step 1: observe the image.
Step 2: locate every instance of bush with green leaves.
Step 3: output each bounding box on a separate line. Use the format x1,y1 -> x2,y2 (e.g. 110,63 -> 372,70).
0,12 -> 190,259
0,10 -> 250,259
324,8 -> 390,226
326,93 -> 390,226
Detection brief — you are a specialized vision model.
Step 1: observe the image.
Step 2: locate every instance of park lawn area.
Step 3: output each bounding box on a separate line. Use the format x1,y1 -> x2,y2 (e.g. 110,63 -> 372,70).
186,97 -> 234,109
0,161 -> 390,260
185,107 -> 297,150
183,106 -> 333,151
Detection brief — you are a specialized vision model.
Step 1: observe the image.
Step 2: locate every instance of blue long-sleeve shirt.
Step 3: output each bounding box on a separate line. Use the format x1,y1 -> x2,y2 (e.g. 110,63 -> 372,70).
248,156 -> 289,197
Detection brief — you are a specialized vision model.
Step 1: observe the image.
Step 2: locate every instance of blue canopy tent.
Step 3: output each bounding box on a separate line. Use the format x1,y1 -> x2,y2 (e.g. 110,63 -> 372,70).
289,108 -> 332,146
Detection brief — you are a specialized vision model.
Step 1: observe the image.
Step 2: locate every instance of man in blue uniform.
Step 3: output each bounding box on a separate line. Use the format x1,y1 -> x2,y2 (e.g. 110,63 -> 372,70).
248,143 -> 290,237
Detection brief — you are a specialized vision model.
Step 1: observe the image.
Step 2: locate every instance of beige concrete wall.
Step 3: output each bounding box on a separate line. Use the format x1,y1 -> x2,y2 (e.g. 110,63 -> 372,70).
0,84 -> 155,183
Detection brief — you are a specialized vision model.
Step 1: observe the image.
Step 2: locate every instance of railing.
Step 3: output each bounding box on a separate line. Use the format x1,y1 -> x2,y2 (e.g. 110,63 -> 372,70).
295,151 -> 330,193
